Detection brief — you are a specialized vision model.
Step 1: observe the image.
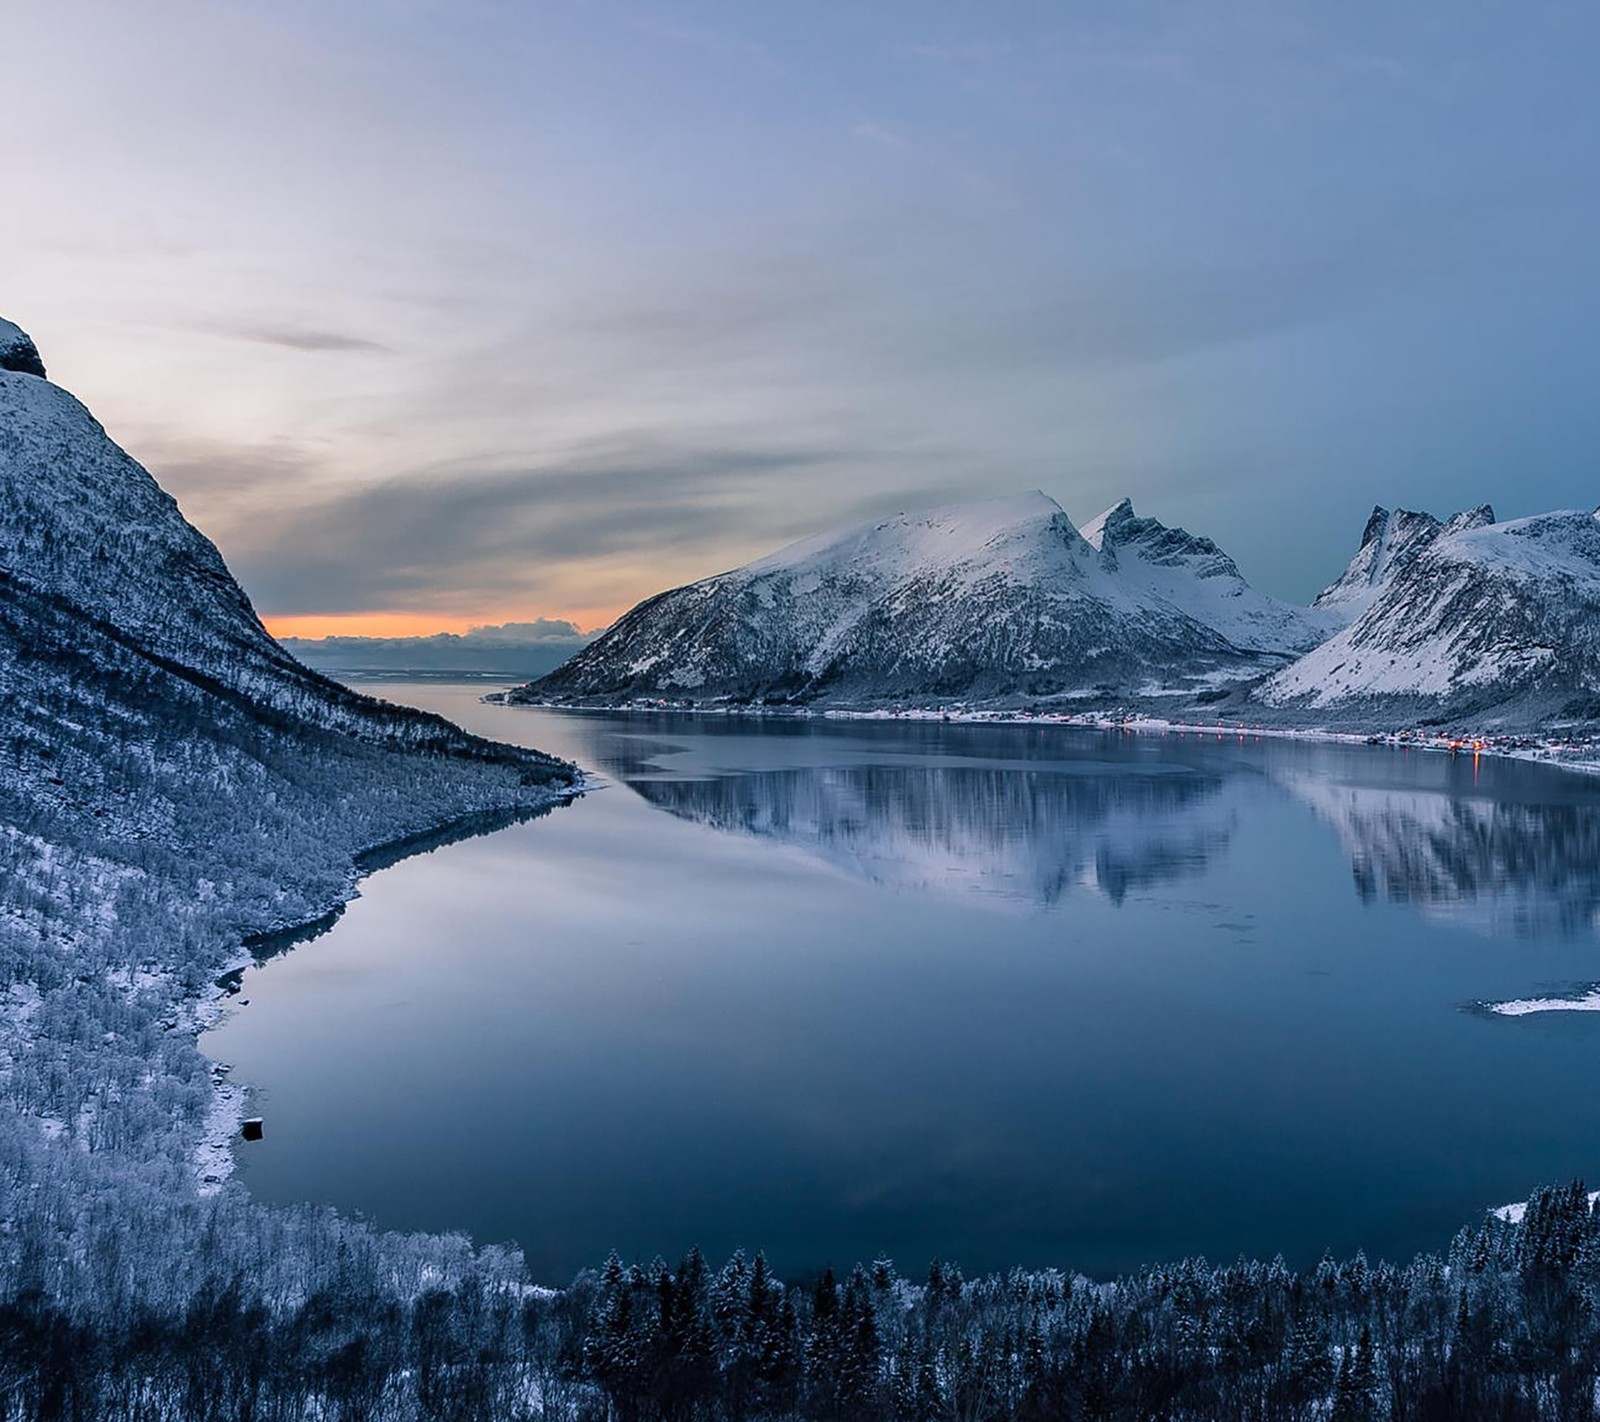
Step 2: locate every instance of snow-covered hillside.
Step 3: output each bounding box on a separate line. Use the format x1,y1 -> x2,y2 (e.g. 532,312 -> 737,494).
1262,507 -> 1600,725
523,492 -> 1311,707
0,317 -> 576,1297
0,358 -> 563,753
538,487 -> 1600,731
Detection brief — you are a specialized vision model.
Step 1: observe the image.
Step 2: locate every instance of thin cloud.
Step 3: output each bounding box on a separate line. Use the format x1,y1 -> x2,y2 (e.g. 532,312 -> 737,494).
226,437 -> 864,615
216,324 -> 390,353
852,121 -> 910,151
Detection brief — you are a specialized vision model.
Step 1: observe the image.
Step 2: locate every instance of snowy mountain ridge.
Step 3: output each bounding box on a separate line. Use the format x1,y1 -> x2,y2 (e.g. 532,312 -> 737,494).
524,492 -> 1320,707
1083,496 -> 1334,653
1311,506 -> 1456,622
522,490 -> 1600,733
0,358 -> 574,757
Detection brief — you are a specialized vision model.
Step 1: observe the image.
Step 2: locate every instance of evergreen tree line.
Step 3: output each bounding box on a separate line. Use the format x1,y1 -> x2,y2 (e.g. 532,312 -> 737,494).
1,1173 -> 1597,1421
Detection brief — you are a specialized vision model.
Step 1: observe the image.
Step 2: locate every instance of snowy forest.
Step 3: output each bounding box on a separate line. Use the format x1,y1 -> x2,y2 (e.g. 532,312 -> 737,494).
1,1161 -> 1597,1421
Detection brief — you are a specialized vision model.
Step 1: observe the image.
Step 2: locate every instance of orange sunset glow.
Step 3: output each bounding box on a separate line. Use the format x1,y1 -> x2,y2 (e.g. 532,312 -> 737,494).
262,610 -> 618,641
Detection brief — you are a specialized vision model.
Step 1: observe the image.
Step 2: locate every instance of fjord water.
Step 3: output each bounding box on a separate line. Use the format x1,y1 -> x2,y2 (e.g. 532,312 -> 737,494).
203,683 -> 1600,1281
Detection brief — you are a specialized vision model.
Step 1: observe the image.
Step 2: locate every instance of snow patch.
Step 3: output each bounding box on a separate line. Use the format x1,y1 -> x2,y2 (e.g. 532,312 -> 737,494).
1493,1190 -> 1600,1224
1485,988 -> 1600,1017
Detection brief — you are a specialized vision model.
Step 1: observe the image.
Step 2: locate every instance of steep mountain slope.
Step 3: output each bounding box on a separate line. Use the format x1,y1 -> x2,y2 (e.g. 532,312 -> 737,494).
1310,507 -> 1445,622
1081,497 -> 1333,653
0,317 -> 576,1199
0,355 -> 557,751
1261,507 -> 1600,725
522,492 -> 1309,707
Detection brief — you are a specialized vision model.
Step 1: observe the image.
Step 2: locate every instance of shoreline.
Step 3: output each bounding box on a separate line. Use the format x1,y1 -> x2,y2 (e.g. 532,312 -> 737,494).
189,780 -> 592,1193
499,694 -> 1600,777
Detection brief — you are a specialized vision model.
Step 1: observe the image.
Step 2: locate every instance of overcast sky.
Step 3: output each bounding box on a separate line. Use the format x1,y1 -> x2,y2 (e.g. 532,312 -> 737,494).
5,1 -> 1597,634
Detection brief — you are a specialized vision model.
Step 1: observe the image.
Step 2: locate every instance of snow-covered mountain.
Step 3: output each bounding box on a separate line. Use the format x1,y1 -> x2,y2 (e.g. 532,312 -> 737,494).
0,333 -> 585,766
523,492 -> 1314,707
1262,506 -> 1600,725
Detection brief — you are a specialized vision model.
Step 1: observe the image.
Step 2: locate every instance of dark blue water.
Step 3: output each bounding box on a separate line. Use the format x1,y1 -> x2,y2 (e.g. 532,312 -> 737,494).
202,683 -> 1600,1281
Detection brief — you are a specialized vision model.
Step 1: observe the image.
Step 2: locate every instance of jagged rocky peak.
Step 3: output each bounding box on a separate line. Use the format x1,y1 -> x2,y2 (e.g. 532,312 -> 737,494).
1078,495 -> 1330,654
1442,503 -> 1496,535
1081,496 -> 1239,579
1080,496 -> 1137,551
1311,505 -> 1445,622
0,316 -> 46,378
1358,505 -> 1389,547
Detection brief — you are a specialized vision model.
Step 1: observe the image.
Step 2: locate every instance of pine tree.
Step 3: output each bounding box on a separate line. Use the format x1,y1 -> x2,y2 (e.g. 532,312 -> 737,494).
838,1266 -> 882,1418
713,1249 -> 752,1367
749,1251 -> 777,1354
656,1250 -> 713,1415
807,1267 -> 845,1417
1330,1323 -> 1377,1422
759,1293 -> 803,1414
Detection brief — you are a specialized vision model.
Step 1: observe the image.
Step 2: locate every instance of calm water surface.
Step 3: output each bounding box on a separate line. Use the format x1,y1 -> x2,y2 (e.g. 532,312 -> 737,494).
203,682 -> 1600,1280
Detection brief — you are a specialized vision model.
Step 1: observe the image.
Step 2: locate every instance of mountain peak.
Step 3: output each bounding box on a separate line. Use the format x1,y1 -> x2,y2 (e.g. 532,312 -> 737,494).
522,489 -> 1323,706
1359,506 -> 1389,548
1312,505 -> 1444,621
740,490 -> 1075,583
1080,497 -> 1137,551
1265,502 -> 1600,716
0,317 -> 45,379
1081,498 -> 1233,570
1443,503 -> 1496,535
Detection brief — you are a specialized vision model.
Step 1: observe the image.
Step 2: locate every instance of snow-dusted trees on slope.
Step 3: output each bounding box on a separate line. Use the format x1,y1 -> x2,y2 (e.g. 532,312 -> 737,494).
1,1171 -> 1597,1420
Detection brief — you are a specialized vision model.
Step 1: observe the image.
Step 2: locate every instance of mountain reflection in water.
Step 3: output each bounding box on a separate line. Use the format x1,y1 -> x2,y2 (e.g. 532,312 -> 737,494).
1277,772 -> 1600,939
589,719 -> 1600,936
630,765 -> 1231,906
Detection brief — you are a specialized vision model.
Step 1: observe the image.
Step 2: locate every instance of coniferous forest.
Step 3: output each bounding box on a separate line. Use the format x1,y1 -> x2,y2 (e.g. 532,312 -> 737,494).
1,1147 -> 1597,1420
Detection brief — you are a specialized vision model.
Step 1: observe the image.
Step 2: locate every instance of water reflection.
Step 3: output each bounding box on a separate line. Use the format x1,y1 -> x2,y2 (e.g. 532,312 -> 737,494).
1275,769 -> 1600,938
629,765 -> 1233,906
586,720 -> 1600,936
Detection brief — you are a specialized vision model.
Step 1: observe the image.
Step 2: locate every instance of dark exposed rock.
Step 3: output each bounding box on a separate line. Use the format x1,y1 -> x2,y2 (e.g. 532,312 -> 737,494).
0,316 -> 46,378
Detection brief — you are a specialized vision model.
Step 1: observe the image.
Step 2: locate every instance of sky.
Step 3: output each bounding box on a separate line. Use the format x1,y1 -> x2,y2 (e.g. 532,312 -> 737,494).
4,1 -> 1598,637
